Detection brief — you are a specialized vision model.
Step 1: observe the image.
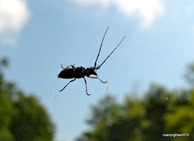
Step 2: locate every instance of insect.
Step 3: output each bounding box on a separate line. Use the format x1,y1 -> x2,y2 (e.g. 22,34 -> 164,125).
58,26 -> 125,96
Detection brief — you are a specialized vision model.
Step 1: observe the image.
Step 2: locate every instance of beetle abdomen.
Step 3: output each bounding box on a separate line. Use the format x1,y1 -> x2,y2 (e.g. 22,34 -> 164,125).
58,69 -> 75,79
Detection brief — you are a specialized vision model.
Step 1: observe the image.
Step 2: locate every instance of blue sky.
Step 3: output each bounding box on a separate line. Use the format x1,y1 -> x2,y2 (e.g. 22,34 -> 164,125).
1,0 -> 194,140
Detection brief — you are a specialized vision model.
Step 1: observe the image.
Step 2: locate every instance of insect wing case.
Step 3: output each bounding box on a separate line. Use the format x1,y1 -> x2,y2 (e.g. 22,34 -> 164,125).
58,67 -> 76,79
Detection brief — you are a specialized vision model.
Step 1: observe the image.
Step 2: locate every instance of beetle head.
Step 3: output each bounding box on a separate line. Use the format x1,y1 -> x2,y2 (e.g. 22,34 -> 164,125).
85,67 -> 97,76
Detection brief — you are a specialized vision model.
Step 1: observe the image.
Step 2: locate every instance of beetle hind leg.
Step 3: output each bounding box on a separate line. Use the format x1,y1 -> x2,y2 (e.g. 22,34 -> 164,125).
60,64 -> 75,69
59,78 -> 76,92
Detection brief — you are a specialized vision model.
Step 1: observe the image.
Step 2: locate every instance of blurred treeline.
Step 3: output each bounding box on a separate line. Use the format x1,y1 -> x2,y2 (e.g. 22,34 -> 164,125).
0,58 -> 54,141
1,56 -> 194,141
77,64 -> 194,141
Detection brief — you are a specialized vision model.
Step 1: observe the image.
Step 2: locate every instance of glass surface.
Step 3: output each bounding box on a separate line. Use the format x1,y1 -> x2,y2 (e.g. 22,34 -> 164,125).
0,0 -> 193,141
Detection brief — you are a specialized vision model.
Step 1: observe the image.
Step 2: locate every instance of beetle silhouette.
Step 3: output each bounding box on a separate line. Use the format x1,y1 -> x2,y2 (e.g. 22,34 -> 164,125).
58,27 -> 125,95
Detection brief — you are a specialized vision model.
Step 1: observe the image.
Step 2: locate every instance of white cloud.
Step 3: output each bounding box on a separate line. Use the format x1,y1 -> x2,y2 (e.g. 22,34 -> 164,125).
0,0 -> 29,45
73,0 -> 111,7
72,0 -> 165,28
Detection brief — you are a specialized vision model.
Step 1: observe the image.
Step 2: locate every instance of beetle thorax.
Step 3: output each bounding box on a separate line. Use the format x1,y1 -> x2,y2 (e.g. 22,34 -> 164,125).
85,67 -> 97,77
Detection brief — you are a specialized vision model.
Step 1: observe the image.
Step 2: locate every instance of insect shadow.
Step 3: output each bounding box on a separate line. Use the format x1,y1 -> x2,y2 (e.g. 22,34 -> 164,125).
58,26 -> 125,96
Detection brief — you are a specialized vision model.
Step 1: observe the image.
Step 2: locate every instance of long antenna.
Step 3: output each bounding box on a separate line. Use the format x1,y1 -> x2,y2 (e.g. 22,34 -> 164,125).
96,36 -> 126,70
94,26 -> 109,68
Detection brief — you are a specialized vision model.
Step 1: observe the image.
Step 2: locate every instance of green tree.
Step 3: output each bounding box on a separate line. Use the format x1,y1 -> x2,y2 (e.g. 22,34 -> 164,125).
143,84 -> 172,141
184,63 -> 194,86
0,86 -> 14,141
77,85 -> 194,141
0,58 -> 55,141
77,94 -> 146,141
0,58 -> 15,141
164,89 -> 194,141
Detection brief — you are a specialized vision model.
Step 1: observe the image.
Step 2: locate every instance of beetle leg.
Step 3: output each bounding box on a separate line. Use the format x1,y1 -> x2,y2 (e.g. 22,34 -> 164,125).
59,78 -> 76,92
61,64 -> 75,69
61,64 -> 64,69
83,77 -> 91,96
88,76 -> 108,83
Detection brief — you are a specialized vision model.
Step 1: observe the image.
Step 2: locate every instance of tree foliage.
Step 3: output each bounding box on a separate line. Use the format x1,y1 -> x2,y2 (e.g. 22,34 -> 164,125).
184,63 -> 194,86
0,58 -> 55,141
77,85 -> 194,140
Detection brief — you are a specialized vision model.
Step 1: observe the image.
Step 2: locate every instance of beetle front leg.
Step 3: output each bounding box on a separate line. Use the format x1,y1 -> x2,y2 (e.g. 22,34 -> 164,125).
88,76 -> 108,83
